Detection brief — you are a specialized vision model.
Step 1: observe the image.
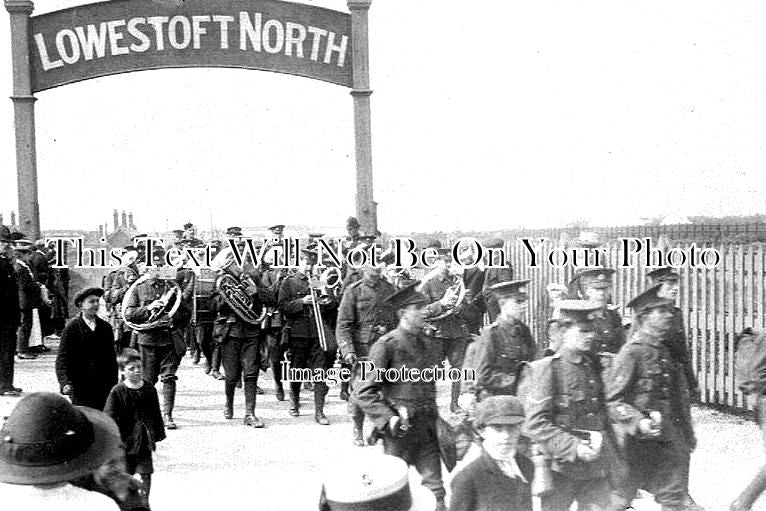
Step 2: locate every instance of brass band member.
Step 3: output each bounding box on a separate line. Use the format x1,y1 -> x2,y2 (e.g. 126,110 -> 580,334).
336,261 -> 396,446
456,242 -> 485,335
420,247 -> 471,413
278,248 -> 338,425
109,247 -> 141,351
124,249 -> 184,430
260,249 -> 288,401
174,240 -> 196,361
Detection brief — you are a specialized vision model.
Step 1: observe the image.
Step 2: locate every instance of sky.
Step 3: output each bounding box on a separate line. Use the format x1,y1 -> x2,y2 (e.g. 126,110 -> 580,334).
1,0 -> 765,234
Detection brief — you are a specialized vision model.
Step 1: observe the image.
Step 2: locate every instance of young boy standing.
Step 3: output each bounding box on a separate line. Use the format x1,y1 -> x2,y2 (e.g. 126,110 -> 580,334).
104,348 -> 166,500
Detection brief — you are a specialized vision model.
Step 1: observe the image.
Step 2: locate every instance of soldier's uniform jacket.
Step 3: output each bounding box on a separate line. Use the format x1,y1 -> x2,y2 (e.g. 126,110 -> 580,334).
277,271 -> 337,341
521,348 -> 614,480
420,274 -> 470,339
473,319 -> 536,397
593,307 -> 625,355
606,329 -> 696,452
109,264 -> 140,306
124,278 -> 177,346
174,267 -> 195,326
459,267 -> 485,335
335,278 -> 396,359
259,267 -> 285,329
0,254 -> 20,328
668,306 -> 697,391
211,289 -> 262,339
353,327 -> 444,431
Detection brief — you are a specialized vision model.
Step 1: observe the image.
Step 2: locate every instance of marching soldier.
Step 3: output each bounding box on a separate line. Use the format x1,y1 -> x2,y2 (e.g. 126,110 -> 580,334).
353,282 -> 448,511
464,280 -> 536,404
646,267 -> 697,393
569,268 -> 625,369
420,247 -> 472,413
278,248 -> 337,425
211,261 -> 266,428
457,243 -> 485,336
109,247 -> 141,351
521,300 -> 620,511
260,252 -> 288,401
482,238 -> 514,323
124,249 -> 184,430
606,286 -> 701,511
336,262 -> 396,445
174,241 -> 196,361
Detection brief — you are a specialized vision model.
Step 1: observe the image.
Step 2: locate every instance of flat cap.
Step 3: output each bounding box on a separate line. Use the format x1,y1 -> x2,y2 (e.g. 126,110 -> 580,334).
474,395 -> 525,428
74,286 -> 104,307
556,300 -> 603,325
627,285 -> 674,316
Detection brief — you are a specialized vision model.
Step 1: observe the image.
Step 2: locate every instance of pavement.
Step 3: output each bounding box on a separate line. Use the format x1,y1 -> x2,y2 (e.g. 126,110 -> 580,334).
1,340 -> 765,510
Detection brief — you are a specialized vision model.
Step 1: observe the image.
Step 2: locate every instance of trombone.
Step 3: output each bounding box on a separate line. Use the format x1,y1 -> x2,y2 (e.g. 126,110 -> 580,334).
308,266 -> 342,352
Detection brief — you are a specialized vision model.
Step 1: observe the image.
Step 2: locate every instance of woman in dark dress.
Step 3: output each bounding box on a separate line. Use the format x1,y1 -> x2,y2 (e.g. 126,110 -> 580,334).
55,287 -> 118,410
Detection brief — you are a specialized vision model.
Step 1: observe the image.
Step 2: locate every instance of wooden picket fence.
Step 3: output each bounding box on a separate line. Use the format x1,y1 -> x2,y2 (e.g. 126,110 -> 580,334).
423,237 -> 766,412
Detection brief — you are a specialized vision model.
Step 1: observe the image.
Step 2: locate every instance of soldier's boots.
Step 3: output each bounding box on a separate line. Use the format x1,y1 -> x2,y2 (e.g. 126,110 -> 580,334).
730,467 -> 766,511
243,381 -> 265,428
339,381 -> 350,401
272,359 -> 285,401
289,381 -> 301,416
275,384 -> 285,402
449,381 -> 462,414
352,410 -> 365,446
244,414 -> 264,428
314,384 -> 330,425
435,497 -> 447,511
162,380 -> 178,430
683,494 -> 705,511
224,383 -> 235,419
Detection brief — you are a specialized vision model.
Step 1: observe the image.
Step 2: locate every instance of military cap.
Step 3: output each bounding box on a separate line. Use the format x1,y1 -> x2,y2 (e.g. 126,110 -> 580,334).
172,229 -> 184,236
489,279 -> 530,300
225,226 -> 243,237
627,284 -> 674,316
646,267 -> 679,283
346,216 -> 360,228
319,452 -> 434,511
0,226 -> 11,242
484,237 -> 505,249
474,395 -> 526,428
74,286 -> 104,307
183,222 -> 194,230
269,224 -> 285,232
10,232 -> 26,241
385,281 -> 427,309
555,300 -> 603,325
309,232 -> 325,239
425,239 -> 442,249
570,268 -> 615,289
13,239 -> 34,251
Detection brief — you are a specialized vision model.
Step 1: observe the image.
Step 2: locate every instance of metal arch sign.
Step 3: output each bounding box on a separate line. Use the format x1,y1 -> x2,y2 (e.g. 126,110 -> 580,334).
28,0 -> 353,92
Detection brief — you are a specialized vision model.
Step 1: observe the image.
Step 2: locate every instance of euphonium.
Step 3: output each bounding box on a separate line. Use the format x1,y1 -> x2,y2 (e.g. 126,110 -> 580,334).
121,272 -> 183,331
418,263 -> 466,321
210,248 -> 266,325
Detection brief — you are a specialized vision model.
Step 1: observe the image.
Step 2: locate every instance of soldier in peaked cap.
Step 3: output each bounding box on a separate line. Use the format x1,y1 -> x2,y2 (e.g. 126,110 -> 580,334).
482,238 -> 514,323
646,267 -> 697,393
606,285 -> 701,511
268,224 -> 285,241
462,280 -> 536,406
353,282 -> 448,511
569,268 -> 626,364
519,300 -> 620,511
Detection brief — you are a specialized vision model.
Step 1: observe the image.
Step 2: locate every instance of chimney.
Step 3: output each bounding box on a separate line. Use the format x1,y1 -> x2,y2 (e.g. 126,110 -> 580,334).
128,212 -> 134,230
10,211 -> 16,226
113,209 -> 119,230
98,225 -> 103,238
121,210 -> 127,228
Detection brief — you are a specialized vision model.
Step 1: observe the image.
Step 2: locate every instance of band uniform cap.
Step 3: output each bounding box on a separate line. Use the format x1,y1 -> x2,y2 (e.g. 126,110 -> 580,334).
474,395 -> 526,428
646,267 -> 679,282
489,280 -> 530,299
183,222 -> 194,230
320,452 -> 433,511
484,237 -> 505,249
555,300 -> 603,325
10,232 -> 26,241
74,287 -> 104,307
385,281 -> 428,309
268,224 -> 285,231
225,226 -> 243,236
0,226 -> 11,242
0,393 -> 121,485
13,239 -> 33,251
570,268 -> 615,289
627,284 -> 674,316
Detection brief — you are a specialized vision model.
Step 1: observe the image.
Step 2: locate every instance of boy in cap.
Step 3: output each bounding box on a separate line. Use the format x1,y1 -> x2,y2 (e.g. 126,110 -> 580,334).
354,282 -> 448,510
0,225 -> 21,395
606,286 -> 701,511
55,287 -> 118,410
463,281 -> 536,404
449,395 -> 533,511
520,300 -> 618,511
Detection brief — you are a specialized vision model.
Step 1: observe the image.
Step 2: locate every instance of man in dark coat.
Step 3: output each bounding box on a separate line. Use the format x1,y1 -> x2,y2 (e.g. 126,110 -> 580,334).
14,240 -> 42,360
0,226 -> 21,396
481,238 -> 513,323
449,396 -> 533,511
353,282 -> 448,511
55,287 -> 118,410
606,285 -> 700,511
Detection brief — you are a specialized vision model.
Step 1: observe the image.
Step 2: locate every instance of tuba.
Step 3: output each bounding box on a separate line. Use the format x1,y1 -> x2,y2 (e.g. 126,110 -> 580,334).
210,248 -> 266,325
418,264 -> 466,321
121,271 -> 183,331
